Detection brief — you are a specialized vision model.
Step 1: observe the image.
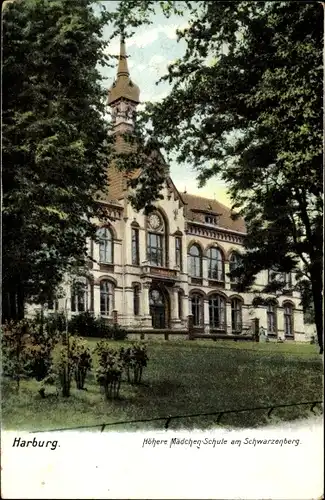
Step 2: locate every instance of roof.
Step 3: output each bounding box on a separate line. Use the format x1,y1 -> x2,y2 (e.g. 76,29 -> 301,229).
108,37 -> 140,105
182,193 -> 246,233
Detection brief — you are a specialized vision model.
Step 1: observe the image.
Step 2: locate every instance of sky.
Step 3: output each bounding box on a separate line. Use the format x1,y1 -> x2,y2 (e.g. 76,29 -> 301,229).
99,1 -> 232,207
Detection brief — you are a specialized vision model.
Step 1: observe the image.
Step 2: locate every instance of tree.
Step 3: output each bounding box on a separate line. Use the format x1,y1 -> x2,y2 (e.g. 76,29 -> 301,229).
135,1 -> 323,352
2,0 -> 116,320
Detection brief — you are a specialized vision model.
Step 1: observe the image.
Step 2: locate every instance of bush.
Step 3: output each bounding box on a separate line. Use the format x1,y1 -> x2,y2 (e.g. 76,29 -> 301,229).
69,336 -> 92,390
25,324 -> 60,382
120,342 -> 148,385
95,340 -> 123,399
68,312 -> 99,337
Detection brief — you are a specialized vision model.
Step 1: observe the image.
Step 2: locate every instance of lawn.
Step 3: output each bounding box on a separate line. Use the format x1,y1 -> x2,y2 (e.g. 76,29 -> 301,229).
2,339 -> 323,431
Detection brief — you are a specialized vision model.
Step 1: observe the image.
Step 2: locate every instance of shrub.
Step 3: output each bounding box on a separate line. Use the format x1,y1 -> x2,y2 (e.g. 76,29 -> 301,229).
121,342 -> 148,385
68,312 -> 99,337
69,336 -> 92,390
95,340 -> 123,399
24,324 -> 60,382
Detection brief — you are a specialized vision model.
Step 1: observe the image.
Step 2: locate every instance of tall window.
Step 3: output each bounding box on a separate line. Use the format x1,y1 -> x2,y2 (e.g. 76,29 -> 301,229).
188,245 -> 202,277
191,294 -> 203,326
98,227 -> 113,264
231,299 -> 242,332
147,233 -> 163,266
175,237 -> 182,270
133,285 -> 140,316
71,279 -> 88,313
147,212 -> 166,267
229,252 -> 241,284
284,272 -> 292,289
207,247 -> 224,281
267,302 -> 277,334
48,298 -> 59,311
209,294 -> 226,329
284,303 -> 293,336
132,228 -> 140,265
268,268 -> 277,283
100,280 -> 113,316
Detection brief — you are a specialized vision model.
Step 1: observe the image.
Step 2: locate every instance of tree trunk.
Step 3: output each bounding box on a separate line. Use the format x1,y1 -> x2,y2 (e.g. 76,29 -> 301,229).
310,275 -> 323,354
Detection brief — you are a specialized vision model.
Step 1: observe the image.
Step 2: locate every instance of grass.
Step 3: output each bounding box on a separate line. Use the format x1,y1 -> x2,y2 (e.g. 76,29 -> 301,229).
2,339 -> 323,431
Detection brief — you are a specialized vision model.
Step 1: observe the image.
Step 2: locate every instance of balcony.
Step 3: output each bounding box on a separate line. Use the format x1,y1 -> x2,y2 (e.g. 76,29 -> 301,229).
141,264 -> 178,283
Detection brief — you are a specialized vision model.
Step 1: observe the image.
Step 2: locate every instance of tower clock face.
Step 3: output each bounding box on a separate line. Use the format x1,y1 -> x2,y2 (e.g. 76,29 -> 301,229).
148,213 -> 161,230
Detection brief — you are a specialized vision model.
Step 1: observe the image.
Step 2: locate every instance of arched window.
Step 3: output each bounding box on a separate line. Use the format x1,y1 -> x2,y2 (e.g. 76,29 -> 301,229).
207,247 -> 224,281
191,294 -> 203,326
284,303 -> 293,337
229,252 -> 241,284
188,245 -> 202,277
147,212 -> 166,267
209,294 -> 226,329
98,227 -> 113,264
133,285 -> 140,316
71,278 -> 89,313
231,298 -> 242,333
267,302 -> 277,335
100,280 -> 114,316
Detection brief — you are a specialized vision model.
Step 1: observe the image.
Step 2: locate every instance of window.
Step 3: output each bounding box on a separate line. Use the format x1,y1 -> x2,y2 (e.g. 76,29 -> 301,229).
133,285 -> 140,316
207,247 -> 224,281
100,280 -> 113,316
205,215 -> 218,225
132,228 -> 140,265
48,298 -> 59,311
229,252 -> 241,284
267,302 -> 277,334
147,212 -> 166,267
284,272 -> 292,289
71,279 -> 89,313
231,299 -> 242,332
284,303 -> 293,336
175,237 -> 182,270
98,227 -> 113,264
188,245 -> 202,277
268,269 -> 277,283
209,294 -> 226,329
147,233 -> 164,266
191,294 -> 203,326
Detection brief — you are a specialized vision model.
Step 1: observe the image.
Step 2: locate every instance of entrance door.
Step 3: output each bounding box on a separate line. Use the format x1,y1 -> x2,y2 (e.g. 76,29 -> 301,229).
149,288 -> 166,329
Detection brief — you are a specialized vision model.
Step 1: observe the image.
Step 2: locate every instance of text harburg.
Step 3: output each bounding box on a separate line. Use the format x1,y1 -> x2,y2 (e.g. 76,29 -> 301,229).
12,437 -> 58,450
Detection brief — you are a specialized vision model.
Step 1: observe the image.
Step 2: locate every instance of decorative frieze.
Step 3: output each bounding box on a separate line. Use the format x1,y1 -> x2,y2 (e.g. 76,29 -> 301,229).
187,223 -> 244,244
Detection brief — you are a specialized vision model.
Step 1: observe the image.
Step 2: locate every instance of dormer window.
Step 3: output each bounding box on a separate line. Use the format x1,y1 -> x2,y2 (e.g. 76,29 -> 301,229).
205,215 -> 218,225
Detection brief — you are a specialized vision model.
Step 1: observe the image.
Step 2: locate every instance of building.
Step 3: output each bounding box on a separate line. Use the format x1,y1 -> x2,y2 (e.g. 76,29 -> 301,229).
47,37 -> 307,342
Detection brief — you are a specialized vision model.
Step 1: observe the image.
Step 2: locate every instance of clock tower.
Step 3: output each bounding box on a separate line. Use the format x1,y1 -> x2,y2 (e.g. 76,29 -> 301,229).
108,34 -> 140,134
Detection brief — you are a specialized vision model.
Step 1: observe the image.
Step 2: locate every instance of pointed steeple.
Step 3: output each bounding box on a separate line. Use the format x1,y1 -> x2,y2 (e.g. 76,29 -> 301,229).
108,34 -> 140,105
117,34 -> 129,77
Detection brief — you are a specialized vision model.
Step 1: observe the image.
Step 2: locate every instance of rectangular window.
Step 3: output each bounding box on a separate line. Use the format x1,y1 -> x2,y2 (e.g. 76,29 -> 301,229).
175,237 -> 182,270
147,233 -> 163,266
132,228 -> 140,265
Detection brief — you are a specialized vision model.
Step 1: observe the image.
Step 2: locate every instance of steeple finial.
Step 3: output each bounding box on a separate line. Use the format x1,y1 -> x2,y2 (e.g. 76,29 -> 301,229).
117,29 -> 129,77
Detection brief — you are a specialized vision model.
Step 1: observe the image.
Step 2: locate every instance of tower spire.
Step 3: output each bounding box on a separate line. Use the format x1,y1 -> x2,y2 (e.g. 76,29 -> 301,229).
117,32 -> 129,77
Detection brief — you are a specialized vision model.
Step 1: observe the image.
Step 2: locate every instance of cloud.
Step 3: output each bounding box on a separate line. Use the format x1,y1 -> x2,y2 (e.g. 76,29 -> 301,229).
105,22 -> 189,56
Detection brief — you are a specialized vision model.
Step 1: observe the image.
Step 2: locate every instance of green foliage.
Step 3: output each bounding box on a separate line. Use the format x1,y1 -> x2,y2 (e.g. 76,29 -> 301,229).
2,0 -> 116,320
68,312 -> 99,337
120,342 -> 148,385
135,1 -> 323,353
69,336 -> 92,390
24,323 -> 60,382
95,340 -> 123,399
67,312 -> 128,340
2,320 -> 31,390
